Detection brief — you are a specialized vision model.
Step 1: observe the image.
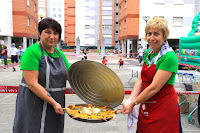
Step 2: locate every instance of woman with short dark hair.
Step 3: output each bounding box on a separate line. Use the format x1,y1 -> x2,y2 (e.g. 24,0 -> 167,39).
13,18 -> 70,133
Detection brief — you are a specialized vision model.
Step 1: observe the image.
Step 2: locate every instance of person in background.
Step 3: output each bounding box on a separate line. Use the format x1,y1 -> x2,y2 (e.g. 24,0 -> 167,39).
120,17 -> 182,133
118,58 -> 124,70
10,43 -> 19,71
97,48 -> 100,60
13,18 -> 70,133
0,43 -> 2,58
138,46 -> 144,66
1,45 -> 8,69
17,46 -> 25,63
102,56 -> 107,65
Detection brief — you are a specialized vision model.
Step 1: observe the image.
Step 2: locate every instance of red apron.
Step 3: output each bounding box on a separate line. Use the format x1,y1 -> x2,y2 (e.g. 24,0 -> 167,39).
137,63 -> 180,133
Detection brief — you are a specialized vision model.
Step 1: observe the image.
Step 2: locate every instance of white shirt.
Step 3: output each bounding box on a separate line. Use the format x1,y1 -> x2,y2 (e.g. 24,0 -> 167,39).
138,48 -> 144,56
10,47 -> 18,55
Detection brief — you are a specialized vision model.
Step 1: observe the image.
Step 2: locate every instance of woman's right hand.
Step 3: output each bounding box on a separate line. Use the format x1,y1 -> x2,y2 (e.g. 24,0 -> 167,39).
53,102 -> 64,115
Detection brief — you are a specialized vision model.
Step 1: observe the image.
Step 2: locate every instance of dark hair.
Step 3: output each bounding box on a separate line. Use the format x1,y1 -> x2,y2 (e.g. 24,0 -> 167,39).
38,18 -> 62,40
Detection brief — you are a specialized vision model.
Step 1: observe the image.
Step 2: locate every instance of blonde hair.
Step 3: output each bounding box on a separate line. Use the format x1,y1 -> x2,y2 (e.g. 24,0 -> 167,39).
144,17 -> 169,41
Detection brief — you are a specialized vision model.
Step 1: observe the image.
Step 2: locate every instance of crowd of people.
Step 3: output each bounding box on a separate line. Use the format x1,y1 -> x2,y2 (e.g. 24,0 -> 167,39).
0,43 -> 24,71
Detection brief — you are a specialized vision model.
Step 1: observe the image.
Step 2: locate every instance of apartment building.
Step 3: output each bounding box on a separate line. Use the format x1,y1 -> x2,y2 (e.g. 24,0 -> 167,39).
0,0 -> 38,56
46,0 -> 65,40
38,0 -> 47,21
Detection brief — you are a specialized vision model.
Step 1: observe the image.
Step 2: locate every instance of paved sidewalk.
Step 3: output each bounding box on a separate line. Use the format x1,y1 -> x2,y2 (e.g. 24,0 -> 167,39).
0,53 -> 200,133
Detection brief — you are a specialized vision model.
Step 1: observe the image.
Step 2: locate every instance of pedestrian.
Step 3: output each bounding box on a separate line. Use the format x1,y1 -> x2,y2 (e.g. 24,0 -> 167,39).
83,47 -> 88,60
13,18 -> 71,133
1,45 -> 8,69
10,43 -> 19,71
118,58 -> 124,70
0,43 -> 2,58
138,46 -> 144,66
17,45 -> 25,63
97,48 -> 100,59
102,56 -> 107,65
120,17 -> 182,133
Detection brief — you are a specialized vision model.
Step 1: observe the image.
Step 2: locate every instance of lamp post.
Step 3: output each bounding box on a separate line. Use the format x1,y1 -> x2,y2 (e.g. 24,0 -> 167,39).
143,16 -> 150,49
38,10 -> 45,21
143,16 -> 150,24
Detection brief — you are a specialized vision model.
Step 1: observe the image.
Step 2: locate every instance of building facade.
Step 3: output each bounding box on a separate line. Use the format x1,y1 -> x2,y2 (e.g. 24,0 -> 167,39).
0,0 -> 38,56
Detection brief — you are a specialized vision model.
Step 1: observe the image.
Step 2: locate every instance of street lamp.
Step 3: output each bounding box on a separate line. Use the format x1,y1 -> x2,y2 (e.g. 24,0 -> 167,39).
143,16 -> 150,49
143,16 -> 150,24
38,10 -> 45,21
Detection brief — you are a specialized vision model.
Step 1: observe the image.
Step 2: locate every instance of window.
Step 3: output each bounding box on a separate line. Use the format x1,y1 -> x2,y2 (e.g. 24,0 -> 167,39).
53,14 -> 56,17
85,0 -> 89,2
154,16 -> 164,18
124,20 -> 126,28
173,17 -> 183,27
154,0 -> 165,5
35,22 -> 37,29
85,34 -> 89,39
103,35 -> 112,38
102,25 -> 112,29
27,0 -> 30,6
174,0 -> 184,5
53,8 -> 56,11
34,4 -> 36,12
85,25 -> 89,29
28,18 -> 30,27
102,16 -> 112,19
102,7 -> 112,10
85,16 -> 90,20
125,0 -> 127,9
85,6 -> 90,11
58,15 -> 61,18
58,8 -> 61,12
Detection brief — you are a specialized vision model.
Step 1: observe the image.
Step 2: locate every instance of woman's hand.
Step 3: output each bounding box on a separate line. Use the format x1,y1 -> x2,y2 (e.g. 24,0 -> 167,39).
120,100 -> 135,114
53,102 -> 64,115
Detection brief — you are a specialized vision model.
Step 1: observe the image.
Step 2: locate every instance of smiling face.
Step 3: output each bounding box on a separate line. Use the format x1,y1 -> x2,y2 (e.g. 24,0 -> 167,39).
39,28 -> 59,51
147,27 -> 165,53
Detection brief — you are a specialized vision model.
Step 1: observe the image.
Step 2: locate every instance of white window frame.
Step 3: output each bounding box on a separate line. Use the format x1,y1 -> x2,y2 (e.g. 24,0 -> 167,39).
154,0 -> 165,5
27,0 -> 30,6
173,17 -> 183,27
124,20 -> 126,28
28,18 -> 30,27
174,0 -> 184,5
85,25 -> 89,29
102,16 -> 112,20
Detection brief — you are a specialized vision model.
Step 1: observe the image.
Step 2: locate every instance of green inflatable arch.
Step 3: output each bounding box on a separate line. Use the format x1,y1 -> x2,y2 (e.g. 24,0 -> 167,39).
179,12 -> 200,68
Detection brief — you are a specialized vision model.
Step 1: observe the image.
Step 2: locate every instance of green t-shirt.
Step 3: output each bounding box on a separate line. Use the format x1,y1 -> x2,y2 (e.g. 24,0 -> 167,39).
21,42 -> 70,71
143,49 -> 178,85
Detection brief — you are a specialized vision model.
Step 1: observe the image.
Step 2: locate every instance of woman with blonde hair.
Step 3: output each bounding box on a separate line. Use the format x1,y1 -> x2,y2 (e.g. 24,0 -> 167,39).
121,17 -> 182,133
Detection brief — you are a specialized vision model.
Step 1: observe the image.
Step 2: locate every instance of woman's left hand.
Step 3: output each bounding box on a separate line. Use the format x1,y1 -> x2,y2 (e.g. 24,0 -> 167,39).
120,101 -> 134,114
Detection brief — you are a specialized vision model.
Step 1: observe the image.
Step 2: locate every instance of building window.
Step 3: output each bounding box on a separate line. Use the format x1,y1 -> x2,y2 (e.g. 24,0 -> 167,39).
58,15 -> 61,18
124,20 -> 126,28
125,0 -> 127,9
53,14 -> 56,17
174,0 -> 184,5
102,16 -> 112,19
85,0 -> 89,2
53,8 -> 56,11
85,25 -> 89,29
154,0 -> 165,5
28,18 -> 30,27
154,16 -> 164,18
34,4 -> 36,12
85,34 -> 89,39
35,22 -> 37,29
58,8 -> 61,12
27,0 -> 30,6
173,17 -> 183,27
103,35 -> 112,38
85,6 -> 90,11
102,25 -> 112,29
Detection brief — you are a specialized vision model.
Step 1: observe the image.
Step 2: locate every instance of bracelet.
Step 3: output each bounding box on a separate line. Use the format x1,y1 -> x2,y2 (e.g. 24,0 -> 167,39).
134,99 -> 138,105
